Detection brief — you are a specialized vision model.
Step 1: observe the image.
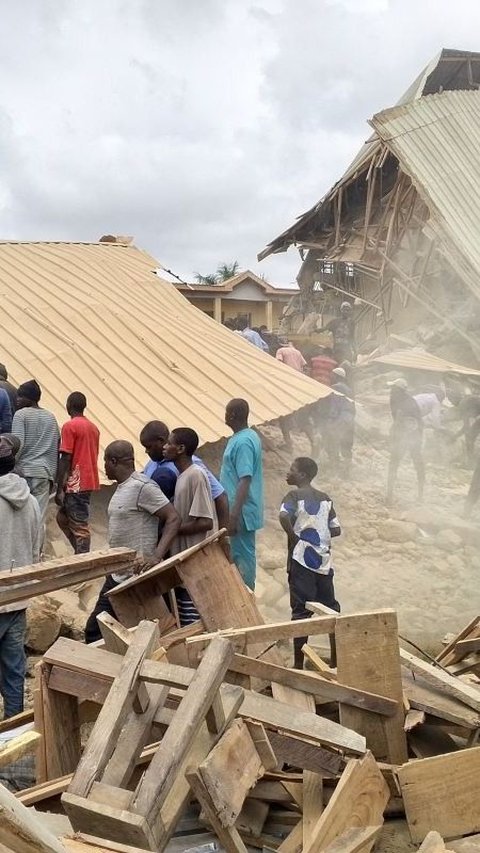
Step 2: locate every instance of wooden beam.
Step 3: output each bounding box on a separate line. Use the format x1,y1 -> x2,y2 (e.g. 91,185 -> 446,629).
266,731 -> 346,777
403,671 -> 480,729
436,617 -> 480,666
400,649 -> 480,713
186,615 -> 337,648
322,825 -> 383,853
303,751 -> 389,853
455,637 -> 480,655
187,768 -> 248,852
230,653 -> 397,716
397,747 -> 480,843
336,611 -> 408,764
302,771 -> 323,849
301,644 -> 337,680
132,636 -> 234,822
0,779 -> 68,853
41,663 -> 81,780
66,621 -> 160,797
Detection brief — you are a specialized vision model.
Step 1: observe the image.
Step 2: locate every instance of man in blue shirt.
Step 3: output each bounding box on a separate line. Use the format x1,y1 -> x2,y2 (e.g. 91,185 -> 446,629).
139,420 -> 229,531
220,399 -> 263,589
236,317 -> 269,352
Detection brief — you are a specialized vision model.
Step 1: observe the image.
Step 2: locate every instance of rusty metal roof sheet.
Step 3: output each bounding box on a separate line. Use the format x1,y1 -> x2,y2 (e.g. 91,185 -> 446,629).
0,241 -> 331,468
369,348 -> 480,376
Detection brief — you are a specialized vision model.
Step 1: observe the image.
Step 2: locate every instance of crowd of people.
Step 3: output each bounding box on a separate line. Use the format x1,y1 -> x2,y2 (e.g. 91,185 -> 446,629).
0,360 -> 346,718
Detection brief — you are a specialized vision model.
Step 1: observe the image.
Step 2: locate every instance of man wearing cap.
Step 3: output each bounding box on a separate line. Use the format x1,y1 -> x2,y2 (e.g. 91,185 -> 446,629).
0,434 -> 42,717
320,302 -> 356,363
0,388 -> 12,434
12,380 -> 60,526
0,365 -> 17,413
386,378 -> 425,505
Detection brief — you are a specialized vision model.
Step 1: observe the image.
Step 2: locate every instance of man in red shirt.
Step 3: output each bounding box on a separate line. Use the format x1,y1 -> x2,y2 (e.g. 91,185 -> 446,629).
310,347 -> 338,386
55,392 -> 100,553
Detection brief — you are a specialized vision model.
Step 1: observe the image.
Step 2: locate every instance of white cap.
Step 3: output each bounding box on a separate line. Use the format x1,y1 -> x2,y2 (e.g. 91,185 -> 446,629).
332,367 -> 346,379
340,301 -> 352,310
387,378 -> 408,390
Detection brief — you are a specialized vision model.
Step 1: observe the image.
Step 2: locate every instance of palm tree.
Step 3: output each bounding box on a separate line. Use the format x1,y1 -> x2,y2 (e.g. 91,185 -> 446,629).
194,272 -> 219,285
216,261 -> 239,282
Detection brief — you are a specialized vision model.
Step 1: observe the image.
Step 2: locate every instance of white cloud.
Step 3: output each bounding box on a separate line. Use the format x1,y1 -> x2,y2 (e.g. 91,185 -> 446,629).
0,0 -> 479,287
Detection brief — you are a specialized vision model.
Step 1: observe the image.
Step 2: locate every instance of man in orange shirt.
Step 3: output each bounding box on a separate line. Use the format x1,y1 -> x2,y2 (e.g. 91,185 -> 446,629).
55,392 -> 100,554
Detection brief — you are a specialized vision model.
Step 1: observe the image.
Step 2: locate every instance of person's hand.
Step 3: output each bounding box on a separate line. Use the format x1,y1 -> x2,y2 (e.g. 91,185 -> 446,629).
133,554 -> 159,575
54,490 -> 64,508
220,534 -> 234,563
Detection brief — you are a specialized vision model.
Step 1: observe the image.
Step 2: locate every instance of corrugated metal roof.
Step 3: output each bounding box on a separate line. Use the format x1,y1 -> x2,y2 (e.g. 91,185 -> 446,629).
368,348 -> 480,376
0,241 -> 331,473
259,49 -> 480,263
370,89 -> 480,300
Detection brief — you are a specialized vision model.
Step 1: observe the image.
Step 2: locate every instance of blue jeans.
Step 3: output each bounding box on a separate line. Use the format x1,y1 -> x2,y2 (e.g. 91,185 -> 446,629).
0,610 -> 26,718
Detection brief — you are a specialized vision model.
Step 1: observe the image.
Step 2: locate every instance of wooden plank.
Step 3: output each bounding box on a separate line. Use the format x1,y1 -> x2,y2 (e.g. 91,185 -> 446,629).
404,709 -> 425,731
133,636 -> 234,822
187,768 -> 248,852
61,792 -> 157,850
303,751 -> 389,853
109,583 -> 176,633
455,637 -> 480,655
245,721 -> 277,771
277,820 -> 303,852
447,834 -> 480,853
89,782 -> 133,811
416,830 -> 449,853
266,730 -> 347,776
186,616 -> 338,648
400,649 -> 480,713
302,771 -> 323,849
42,664 -> 81,780
0,779 -> 68,853
336,611 -> 408,764
302,644 -> 337,680
62,836 -> 151,853
0,709 -> 34,734
198,719 -> 264,827
397,747 -> 480,843
322,825 -> 383,853
96,613 -> 133,655
0,548 -> 135,585
33,664 -> 47,784
230,654 -> 397,716
0,731 -> 41,768
403,670 -> 480,729
436,617 -> 480,666
66,620 -> 159,797
235,799 -> 269,837
408,724 -> 459,758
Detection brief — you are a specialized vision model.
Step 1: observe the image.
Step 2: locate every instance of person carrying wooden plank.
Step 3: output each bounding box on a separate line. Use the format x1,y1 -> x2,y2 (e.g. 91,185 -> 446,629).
279,456 -> 341,669
84,441 -> 180,643
220,399 -> 263,590
0,435 -> 42,717
163,428 -> 217,626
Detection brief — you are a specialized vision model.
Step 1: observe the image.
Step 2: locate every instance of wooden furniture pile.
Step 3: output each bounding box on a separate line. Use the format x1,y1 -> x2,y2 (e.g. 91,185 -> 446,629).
1,534 -> 480,852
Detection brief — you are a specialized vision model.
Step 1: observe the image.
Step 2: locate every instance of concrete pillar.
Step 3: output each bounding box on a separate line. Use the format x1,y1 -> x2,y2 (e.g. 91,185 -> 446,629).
266,300 -> 273,330
214,296 -> 222,323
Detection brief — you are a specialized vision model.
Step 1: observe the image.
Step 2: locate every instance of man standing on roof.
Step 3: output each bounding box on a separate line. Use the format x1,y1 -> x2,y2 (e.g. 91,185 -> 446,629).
386,378 -> 425,505
0,434 -> 42,717
12,380 -> 60,527
309,346 -> 338,387
84,440 -> 180,643
320,302 -> 356,363
163,428 -> 217,625
221,399 -> 263,590
55,392 -> 100,554
0,365 -> 16,415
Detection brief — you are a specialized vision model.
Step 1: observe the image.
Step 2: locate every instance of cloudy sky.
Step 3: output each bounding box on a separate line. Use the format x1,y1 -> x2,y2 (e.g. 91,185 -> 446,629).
1,0 -> 480,286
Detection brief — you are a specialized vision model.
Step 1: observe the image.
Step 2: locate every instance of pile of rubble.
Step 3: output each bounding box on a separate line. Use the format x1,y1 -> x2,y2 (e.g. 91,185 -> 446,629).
1,535 -> 480,852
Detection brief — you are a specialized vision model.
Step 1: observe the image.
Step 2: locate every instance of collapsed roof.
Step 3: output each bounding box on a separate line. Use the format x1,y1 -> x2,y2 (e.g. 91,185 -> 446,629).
0,241 -> 330,467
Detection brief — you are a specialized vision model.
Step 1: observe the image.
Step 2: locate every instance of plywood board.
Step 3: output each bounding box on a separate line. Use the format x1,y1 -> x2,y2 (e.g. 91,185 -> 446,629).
398,747 -> 480,843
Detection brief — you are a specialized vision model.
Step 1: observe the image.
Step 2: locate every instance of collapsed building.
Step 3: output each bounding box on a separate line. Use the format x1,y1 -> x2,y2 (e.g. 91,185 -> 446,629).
259,49 -> 480,366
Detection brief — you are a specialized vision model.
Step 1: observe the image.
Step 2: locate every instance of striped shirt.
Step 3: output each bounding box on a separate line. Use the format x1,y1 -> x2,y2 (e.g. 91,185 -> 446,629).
12,407 -> 60,480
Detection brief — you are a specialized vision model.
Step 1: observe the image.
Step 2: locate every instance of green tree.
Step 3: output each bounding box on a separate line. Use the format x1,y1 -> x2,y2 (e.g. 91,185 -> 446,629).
194,272 -> 219,285
216,261 -> 239,281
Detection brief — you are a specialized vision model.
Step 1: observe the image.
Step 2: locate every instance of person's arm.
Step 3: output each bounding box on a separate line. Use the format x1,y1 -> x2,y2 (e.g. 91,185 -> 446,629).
214,491 -> 229,530
228,475 -> 251,536
179,515 -> 213,536
135,502 -> 180,573
328,502 -> 341,538
279,511 -> 298,550
11,411 -> 25,455
276,349 -> 284,361
55,453 -> 72,506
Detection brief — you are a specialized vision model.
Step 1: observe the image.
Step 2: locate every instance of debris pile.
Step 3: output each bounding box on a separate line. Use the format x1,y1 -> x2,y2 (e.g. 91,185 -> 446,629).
1,535 -> 480,852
